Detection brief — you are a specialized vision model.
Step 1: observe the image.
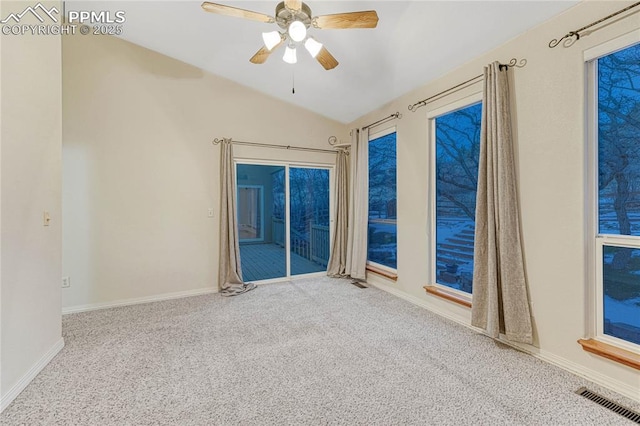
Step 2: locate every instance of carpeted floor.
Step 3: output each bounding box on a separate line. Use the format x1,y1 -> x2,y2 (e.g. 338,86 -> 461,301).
2,277 -> 639,425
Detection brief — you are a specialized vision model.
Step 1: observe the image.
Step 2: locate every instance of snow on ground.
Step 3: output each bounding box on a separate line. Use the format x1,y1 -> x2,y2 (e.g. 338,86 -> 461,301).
599,211 -> 640,235
604,295 -> 640,328
435,219 -> 473,243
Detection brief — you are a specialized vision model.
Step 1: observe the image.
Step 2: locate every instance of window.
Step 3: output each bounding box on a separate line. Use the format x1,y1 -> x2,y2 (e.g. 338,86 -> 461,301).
588,39 -> 640,352
368,128 -> 397,270
431,97 -> 482,295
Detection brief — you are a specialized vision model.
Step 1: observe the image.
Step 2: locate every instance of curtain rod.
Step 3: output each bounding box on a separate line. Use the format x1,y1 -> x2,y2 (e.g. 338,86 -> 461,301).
549,1 -> 640,48
212,138 -> 342,154
407,58 -> 527,113
362,112 -> 402,130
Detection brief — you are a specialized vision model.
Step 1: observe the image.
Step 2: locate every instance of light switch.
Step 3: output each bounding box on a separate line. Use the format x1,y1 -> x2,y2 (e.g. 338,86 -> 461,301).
43,211 -> 51,226
208,208 -> 214,218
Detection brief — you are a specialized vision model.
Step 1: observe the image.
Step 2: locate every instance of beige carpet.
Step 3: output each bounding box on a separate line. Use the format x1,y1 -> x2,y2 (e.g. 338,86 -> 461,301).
2,276 -> 638,425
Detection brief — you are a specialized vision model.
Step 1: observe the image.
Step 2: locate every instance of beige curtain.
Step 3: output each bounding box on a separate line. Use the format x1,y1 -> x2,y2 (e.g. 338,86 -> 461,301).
471,63 -> 533,344
218,139 -> 256,296
327,150 -> 349,277
345,128 -> 369,281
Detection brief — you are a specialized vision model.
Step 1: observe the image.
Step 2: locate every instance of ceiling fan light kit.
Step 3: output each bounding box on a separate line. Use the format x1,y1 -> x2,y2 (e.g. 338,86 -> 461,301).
288,20 -> 307,42
283,45 -> 297,64
262,31 -> 282,51
201,0 -> 379,70
304,37 -> 322,58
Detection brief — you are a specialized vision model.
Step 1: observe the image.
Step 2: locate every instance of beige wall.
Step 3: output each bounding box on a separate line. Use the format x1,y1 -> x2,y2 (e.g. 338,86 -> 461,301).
61,34 -> 345,310
353,1 -> 640,400
0,1 -> 64,409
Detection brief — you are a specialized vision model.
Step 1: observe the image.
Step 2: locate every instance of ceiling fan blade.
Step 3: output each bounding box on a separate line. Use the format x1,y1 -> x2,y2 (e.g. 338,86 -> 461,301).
316,46 -> 338,70
314,11 -> 379,29
201,2 -> 273,23
285,0 -> 302,12
249,41 -> 284,64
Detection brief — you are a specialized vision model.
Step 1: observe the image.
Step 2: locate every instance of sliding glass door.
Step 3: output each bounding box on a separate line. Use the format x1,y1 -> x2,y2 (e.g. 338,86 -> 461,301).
236,162 -> 331,282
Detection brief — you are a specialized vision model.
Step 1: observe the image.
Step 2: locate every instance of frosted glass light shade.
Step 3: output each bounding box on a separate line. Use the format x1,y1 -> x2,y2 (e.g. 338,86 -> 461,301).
283,46 -> 297,64
288,20 -> 306,42
304,37 -> 322,58
262,31 -> 281,51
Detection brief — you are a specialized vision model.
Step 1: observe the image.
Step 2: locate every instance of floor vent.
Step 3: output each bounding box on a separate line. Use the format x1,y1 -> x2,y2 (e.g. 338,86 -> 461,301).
576,387 -> 640,424
351,280 -> 367,289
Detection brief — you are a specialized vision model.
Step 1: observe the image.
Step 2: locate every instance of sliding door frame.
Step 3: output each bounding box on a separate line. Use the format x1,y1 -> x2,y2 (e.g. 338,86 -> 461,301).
234,158 -> 335,283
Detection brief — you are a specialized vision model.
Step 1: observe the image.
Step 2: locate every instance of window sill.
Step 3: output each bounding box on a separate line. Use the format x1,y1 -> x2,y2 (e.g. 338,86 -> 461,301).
424,285 -> 472,308
578,338 -> 640,370
366,264 -> 397,281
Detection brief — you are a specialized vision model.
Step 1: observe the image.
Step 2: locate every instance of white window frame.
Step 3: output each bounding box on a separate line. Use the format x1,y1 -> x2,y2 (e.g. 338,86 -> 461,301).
427,92 -> 482,300
585,29 -> 640,354
366,125 -> 398,273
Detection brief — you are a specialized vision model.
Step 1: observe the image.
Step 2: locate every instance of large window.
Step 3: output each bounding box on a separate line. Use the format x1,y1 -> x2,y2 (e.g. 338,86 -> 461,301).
589,39 -> 640,351
432,98 -> 482,294
368,128 -> 397,270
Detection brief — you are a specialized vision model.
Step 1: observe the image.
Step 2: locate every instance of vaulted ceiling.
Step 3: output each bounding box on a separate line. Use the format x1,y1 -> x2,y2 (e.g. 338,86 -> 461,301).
68,1 -> 579,123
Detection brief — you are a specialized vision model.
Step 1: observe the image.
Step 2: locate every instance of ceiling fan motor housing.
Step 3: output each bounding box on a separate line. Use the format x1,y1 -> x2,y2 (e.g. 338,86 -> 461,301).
275,1 -> 312,30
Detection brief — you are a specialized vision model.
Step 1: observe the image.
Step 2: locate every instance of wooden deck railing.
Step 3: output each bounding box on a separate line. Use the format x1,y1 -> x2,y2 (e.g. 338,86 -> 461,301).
271,219 -> 330,266
311,225 -> 330,266
273,218 -> 285,247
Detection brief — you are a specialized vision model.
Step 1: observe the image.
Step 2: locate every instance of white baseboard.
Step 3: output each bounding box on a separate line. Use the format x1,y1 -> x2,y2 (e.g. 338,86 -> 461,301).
532,347 -> 640,402
62,287 -> 217,315
368,281 -> 640,404
1,337 -> 65,413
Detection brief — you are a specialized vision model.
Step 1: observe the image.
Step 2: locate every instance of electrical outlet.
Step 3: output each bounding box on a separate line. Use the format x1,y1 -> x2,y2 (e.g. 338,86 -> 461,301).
62,276 -> 70,288
208,208 -> 214,218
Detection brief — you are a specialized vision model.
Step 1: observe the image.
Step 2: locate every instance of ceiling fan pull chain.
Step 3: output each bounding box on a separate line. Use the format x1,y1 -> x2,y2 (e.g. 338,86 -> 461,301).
292,68 -> 295,94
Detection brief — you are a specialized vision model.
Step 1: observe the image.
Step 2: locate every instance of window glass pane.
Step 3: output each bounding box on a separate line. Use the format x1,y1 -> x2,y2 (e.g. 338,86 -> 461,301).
289,167 -> 330,275
602,246 -> 640,345
237,164 -> 286,282
598,43 -> 640,236
435,103 -> 482,293
368,132 -> 397,269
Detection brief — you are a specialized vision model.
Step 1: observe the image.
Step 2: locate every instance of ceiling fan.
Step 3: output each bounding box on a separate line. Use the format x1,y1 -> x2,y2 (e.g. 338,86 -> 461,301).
201,1 -> 379,70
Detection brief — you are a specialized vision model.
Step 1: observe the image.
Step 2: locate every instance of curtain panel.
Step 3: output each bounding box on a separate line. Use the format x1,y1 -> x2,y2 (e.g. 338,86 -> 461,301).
344,128 -> 369,281
471,63 -> 533,344
218,138 -> 256,296
327,149 -> 350,277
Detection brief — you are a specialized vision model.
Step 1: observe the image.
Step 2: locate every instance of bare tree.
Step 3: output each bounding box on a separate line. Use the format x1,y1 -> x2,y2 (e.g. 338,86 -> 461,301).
598,44 -> 640,269
368,135 -> 397,219
435,104 -> 482,221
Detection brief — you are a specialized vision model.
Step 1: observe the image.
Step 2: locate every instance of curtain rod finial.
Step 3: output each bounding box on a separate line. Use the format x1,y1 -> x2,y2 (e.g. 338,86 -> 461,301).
508,58 -> 527,68
547,2 -> 639,49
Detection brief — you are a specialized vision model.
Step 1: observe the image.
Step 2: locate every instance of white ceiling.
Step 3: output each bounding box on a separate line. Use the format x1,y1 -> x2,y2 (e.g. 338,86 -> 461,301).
69,1 -> 579,123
